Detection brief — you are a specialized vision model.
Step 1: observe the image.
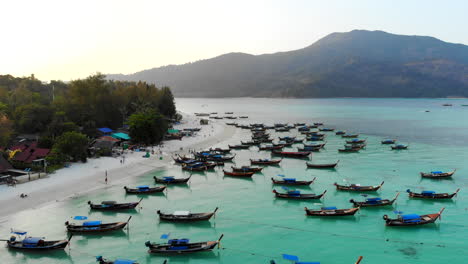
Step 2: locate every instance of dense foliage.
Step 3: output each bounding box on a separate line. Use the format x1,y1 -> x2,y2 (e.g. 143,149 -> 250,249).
127,110 -> 168,145
0,73 -> 177,156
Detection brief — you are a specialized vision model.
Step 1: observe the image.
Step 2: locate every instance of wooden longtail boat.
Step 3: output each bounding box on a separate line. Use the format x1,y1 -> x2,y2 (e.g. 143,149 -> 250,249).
209,147 -> 231,153
228,144 -> 250,150
303,143 -> 326,148
272,150 -> 311,158
172,155 -> 196,164
146,234 -> 224,254
231,166 -> 263,173
346,139 -> 366,144
420,170 -> 456,179
278,136 -> 296,141
241,141 -> 260,146
272,189 -> 326,200
259,144 -> 283,150
391,144 -> 408,150
319,128 -> 335,131
407,189 -> 459,199
304,206 -> 359,216
4,230 -> 71,251
383,208 -> 445,226
275,128 -> 290,132
350,193 -> 400,207
338,145 -> 364,152
342,134 -> 359,138
271,177 -> 316,186
154,175 -> 191,184
124,186 -> 166,194
96,256 -> 138,264
335,131 -> 346,135
157,208 -> 219,222
223,170 -> 254,177
381,139 -> 396,144
334,181 -> 384,191
306,160 -> 339,169
181,162 -> 207,171
65,217 -> 131,233
298,146 -> 321,152
250,158 -> 282,165
88,199 -> 143,211
306,137 -> 325,142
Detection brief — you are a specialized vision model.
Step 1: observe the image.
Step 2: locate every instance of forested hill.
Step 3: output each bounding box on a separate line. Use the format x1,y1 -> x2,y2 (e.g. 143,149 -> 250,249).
108,30 -> 468,98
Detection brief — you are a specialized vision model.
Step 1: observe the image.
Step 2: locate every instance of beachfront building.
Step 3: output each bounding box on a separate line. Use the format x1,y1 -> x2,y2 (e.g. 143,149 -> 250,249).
9,142 -> 50,168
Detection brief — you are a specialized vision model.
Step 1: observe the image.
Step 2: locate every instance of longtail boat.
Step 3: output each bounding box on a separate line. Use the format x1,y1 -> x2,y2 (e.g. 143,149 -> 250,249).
250,158 -> 282,165
338,145 -> 363,152
319,128 -> 335,132
383,208 -> 445,226
209,147 -> 231,153
181,162 -> 207,171
259,144 -> 283,150
381,139 -> 396,144
391,144 -> 408,150
241,141 -> 260,146
272,189 -> 326,200
228,144 -> 250,150
231,166 -> 263,173
304,206 -> 359,216
272,150 -> 311,158
154,175 -> 191,184
350,193 -> 399,207
306,136 -> 325,141
223,170 -> 254,177
157,208 -> 219,222
96,256 -> 139,264
124,185 -> 166,194
346,139 -> 366,144
306,160 -> 339,169
298,146 -> 322,152
88,199 -> 143,210
293,138 -> 304,143
271,177 -> 316,186
278,136 -> 296,141
335,130 -> 346,135
4,230 -> 71,251
65,216 -> 131,233
420,170 -> 456,179
303,142 -> 326,148
407,189 -> 459,199
334,181 -> 384,191
342,134 -> 359,138
145,234 -> 224,254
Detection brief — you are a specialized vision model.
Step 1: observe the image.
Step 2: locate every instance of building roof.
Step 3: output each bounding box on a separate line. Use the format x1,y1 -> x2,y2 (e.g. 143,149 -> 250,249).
97,136 -> 120,142
10,142 -> 51,163
111,133 -> 131,140
98,127 -> 114,133
0,155 -> 13,173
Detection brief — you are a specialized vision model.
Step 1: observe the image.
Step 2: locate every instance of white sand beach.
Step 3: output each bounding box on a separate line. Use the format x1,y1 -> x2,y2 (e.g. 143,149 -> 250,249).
0,114 -> 236,221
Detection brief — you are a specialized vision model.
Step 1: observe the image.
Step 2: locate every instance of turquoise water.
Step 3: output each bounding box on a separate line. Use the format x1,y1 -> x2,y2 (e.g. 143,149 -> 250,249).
2,98 -> 468,264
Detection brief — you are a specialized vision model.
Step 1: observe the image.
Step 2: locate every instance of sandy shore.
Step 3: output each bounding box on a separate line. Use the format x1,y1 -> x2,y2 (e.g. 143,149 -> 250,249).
0,114 -> 236,221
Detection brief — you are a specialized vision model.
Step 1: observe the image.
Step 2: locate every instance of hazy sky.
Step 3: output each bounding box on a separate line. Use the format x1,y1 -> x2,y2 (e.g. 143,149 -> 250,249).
2,0 -> 468,81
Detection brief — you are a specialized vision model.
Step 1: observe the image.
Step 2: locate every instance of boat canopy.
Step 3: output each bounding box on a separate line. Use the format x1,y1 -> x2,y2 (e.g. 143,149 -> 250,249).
11,229 -> 27,235
174,211 -> 190,216
366,197 -> 382,202
102,201 -> 117,205
23,237 -> 43,244
431,171 -> 443,174
169,239 -> 190,245
422,191 -> 436,195
83,221 -> 102,226
284,178 -> 296,182
137,185 -> 150,189
114,260 -> 137,264
322,206 -> 337,210
73,216 -> 88,220
163,176 -> 175,180
401,214 -> 420,220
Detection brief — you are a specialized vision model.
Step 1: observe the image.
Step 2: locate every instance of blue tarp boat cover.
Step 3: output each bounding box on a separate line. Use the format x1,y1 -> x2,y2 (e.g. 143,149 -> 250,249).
137,185 -> 149,189
163,176 -> 175,180
422,191 -> 436,195
98,127 -> 113,133
114,259 -> 136,264
401,214 -> 420,220
322,206 -> 337,210
284,178 -> 296,182
287,190 -> 300,195
366,197 -> 382,202
23,237 -> 42,244
282,254 -> 299,261
431,171 -> 443,174
169,239 -> 190,244
83,221 -> 102,226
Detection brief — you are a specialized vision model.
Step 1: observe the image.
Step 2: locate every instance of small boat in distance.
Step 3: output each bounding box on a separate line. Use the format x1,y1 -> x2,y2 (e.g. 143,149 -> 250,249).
383,208 -> 445,226
334,181 -> 384,192
223,170 -> 255,177
342,134 -> 359,138
304,206 -> 360,216
154,175 -> 191,184
65,216 -> 131,233
4,230 -> 71,251
272,150 -> 311,158
391,144 -> 408,150
420,170 -> 456,179
88,199 -> 143,211
407,189 -> 459,199
350,193 -> 400,207
335,130 -> 346,135
381,139 -> 396,144
272,189 -> 326,200
96,256 -> 138,264
250,158 -> 282,165
271,177 -> 316,186
231,166 -> 263,173
145,234 -> 224,254
157,208 -> 219,222
306,160 -> 339,169
124,185 -> 166,194
228,144 -> 250,150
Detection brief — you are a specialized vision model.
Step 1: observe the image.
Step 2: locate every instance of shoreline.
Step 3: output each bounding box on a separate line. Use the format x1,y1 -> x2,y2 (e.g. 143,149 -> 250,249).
0,114 -> 236,222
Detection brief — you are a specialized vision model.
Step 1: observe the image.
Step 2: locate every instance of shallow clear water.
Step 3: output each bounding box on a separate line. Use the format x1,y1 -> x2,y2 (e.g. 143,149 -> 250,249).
1,98 -> 468,264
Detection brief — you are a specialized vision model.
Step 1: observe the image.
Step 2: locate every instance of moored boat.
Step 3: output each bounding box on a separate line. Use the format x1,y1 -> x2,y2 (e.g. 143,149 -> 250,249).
4,230 -> 71,251
420,170 -> 456,179
381,139 -> 396,144
65,216 -> 131,233
96,256 -> 139,264
272,189 -> 326,200
306,160 -> 339,169
181,162 -> 207,171
407,189 -> 459,199
145,234 -> 224,254
272,150 -> 311,158
304,206 -> 359,216
228,144 -> 250,150
124,185 -> 166,194
335,130 -> 346,135
154,175 -> 191,184
271,177 -> 316,186
250,158 -> 282,165
349,193 -> 400,207
88,199 -> 143,210
346,138 -> 366,144
334,181 -> 384,191
157,208 -> 219,222
391,144 -> 408,150
259,144 -> 283,150
223,170 -> 254,177
342,134 -> 359,138
231,166 -> 263,173
383,208 -> 445,226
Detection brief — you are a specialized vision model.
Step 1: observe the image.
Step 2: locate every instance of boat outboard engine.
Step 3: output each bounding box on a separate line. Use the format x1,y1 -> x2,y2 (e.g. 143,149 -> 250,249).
383,215 -> 388,220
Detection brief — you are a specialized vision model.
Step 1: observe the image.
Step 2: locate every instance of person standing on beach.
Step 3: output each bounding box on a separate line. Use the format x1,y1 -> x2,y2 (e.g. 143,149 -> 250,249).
105,170 -> 108,184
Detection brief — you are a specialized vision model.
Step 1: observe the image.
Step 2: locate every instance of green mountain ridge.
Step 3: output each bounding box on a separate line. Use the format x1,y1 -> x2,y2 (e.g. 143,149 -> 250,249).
108,30 -> 468,97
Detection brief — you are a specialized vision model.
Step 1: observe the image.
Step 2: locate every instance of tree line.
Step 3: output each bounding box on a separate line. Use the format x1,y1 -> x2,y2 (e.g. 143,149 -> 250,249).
0,73 -> 177,168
